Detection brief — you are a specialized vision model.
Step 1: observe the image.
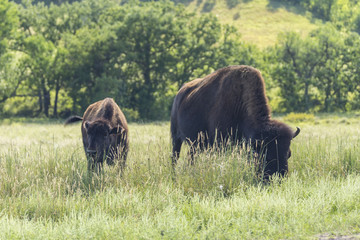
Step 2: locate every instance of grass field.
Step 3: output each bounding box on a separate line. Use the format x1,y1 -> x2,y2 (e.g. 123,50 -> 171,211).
187,0 -> 320,48
1,115 -> 360,239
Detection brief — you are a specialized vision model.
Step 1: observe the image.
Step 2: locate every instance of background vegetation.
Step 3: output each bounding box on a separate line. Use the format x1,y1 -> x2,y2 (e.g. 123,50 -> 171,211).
1,0 -> 360,120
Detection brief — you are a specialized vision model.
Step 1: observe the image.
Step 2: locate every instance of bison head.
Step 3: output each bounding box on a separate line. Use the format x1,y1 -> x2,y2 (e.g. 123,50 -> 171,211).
83,120 -> 124,163
254,122 -> 300,179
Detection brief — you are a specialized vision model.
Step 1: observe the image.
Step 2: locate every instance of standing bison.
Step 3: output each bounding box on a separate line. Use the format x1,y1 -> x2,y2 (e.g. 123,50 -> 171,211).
65,98 -> 129,171
170,65 -> 300,179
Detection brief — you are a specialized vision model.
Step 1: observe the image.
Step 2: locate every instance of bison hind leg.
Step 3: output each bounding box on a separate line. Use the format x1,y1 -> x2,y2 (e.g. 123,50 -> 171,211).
120,149 -> 128,170
107,145 -> 127,174
118,146 -> 128,174
171,137 -> 183,167
187,132 -> 209,165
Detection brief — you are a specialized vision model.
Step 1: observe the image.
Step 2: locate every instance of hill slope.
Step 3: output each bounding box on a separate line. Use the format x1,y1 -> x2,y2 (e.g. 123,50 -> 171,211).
187,0 -> 320,48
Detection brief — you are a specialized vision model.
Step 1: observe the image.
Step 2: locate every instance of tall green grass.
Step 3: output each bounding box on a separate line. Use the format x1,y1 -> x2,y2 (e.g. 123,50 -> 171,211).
0,118 -> 360,239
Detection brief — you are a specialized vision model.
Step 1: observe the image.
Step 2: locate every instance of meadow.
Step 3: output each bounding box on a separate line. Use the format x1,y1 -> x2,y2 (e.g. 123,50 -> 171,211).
1,115 -> 360,239
188,0 -> 319,48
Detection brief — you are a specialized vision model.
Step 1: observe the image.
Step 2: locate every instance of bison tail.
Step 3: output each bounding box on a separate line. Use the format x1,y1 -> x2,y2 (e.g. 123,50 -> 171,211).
64,116 -> 83,125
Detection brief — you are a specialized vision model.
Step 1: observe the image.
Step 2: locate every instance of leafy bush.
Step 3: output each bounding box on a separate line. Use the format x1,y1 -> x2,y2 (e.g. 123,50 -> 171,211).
283,112 -> 315,123
233,12 -> 240,20
202,0 -> 216,12
122,108 -> 139,122
226,0 -> 239,9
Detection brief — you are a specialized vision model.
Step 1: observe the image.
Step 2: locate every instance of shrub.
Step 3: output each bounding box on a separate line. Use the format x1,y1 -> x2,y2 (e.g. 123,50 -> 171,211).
122,108 -> 139,122
202,0 -> 216,12
283,112 -> 315,123
227,0 -> 239,9
233,12 -> 240,20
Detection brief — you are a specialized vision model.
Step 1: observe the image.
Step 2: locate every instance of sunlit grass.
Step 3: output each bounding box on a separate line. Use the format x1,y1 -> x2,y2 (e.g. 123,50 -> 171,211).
187,0 -> 320,48
1,116 -> 360,239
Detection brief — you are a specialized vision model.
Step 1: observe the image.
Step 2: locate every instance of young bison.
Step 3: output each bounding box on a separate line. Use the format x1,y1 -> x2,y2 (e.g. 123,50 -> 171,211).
170,65 -> 300,179
65,98 -> 129,171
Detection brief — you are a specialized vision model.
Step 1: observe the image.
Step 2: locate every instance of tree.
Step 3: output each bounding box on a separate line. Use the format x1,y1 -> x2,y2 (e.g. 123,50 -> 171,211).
101,1 -> 257,119
15,0 -> 108,116
268,24 -> 360,112
270,32 -> 324,112
0,0 -> 20,109
0,0 -> 18,55
2,0 -> 259,119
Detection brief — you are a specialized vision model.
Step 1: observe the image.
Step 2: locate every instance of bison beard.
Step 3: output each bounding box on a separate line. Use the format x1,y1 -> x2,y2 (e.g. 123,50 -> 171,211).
170,65 -> 300,179
65,98 -> 129,172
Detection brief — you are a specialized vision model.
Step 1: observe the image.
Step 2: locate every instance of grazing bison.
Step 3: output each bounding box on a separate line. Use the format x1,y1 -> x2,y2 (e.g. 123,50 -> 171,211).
170,65 -> 300,179
65,98 -> 129,171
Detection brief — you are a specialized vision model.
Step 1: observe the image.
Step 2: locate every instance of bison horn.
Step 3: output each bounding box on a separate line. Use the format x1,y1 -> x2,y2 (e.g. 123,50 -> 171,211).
293,127 -> 300,139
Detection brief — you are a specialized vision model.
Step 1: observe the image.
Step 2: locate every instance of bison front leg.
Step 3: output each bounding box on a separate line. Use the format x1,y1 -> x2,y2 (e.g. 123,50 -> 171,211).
87,159 -> 102,174
105,148 -> 116,166
87,154 -> 96,172
120,147 -> 128,171
87,154 -> 103,174
116,145 -> 128,173
107,145 -> 127,175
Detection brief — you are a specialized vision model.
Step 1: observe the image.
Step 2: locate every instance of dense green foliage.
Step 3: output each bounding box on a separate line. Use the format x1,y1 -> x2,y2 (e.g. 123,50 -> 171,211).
2,0 -> 257,119
267,25 -> 360,112
278,0 -> 360,33
1,0 -> 360,119
1,117 -> 360,238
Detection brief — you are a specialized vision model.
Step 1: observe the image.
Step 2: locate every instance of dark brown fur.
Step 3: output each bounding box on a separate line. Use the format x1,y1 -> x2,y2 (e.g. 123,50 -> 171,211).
65,98 -> 129,171
170,65 -> 300,179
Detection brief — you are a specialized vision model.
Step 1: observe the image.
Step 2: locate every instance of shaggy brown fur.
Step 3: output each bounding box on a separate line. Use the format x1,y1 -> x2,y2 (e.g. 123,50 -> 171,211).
65,98 -> 129,171
171,65 -> 300,179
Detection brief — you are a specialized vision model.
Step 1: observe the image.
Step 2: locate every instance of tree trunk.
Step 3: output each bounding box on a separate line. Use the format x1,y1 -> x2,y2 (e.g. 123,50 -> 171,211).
335,89 -> 344,111
38,89 -> 43,114
43,87 -> 50,117
304,81 -> 309,112
324,78 -> 331,112
53,78 -> 60,117
140,40 -> 153,119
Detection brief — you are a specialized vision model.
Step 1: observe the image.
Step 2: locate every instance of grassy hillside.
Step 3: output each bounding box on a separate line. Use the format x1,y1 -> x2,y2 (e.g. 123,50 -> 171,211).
1,115 -> 360,238
187,0 -> 320,48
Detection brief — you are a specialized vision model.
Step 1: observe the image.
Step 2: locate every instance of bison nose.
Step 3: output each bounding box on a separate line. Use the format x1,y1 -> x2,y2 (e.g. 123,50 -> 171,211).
86,149 -> 97,154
